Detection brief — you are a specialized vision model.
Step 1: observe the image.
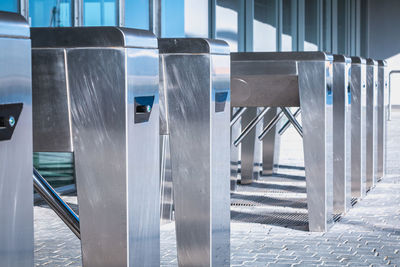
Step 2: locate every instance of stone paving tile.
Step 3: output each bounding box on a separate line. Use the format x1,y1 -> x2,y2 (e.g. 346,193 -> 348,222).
34,111 -> 400,266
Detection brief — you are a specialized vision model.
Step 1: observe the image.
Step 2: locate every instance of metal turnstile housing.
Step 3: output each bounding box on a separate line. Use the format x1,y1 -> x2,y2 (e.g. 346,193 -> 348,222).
377,60 -> 388,180
0,11 -> 33,267
332,55 -> 352,214
32,27 -> 160,267
350,57 -> 367,199
366,58 -> 378,191
159,38 -> 231,266
231,52 -> 333,232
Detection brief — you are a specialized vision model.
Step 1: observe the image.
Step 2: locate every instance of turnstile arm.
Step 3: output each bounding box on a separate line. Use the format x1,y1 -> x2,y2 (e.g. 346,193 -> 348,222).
281,107 -> 303,138
258,109 -> 284,140
33,168 -> 80,239
234,107 -> 270,147
278,108 -> 301,135
230,107 -> 247,127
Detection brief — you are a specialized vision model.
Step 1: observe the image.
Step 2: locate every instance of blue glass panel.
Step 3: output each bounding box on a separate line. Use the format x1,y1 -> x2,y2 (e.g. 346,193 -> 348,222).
84,0 -> 117,26
125,0 -> 149,29
0,0 -> 18,13
253,0 -> 277,52
30,0 -> 72,27
161,0 -> 184,37
216,0 -> 243,52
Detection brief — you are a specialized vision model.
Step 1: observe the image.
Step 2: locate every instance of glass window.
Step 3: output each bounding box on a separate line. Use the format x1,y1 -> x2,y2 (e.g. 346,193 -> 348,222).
216,0 -> 244,52
30,0 -> 71,27
125,0 -> 149,29
184,0 -> 208,38
0,0 -> 18,13
337,0 -> 347,54
253,0 -> 277,52
282,0 -> 296,51
84,0 -> 117,26
304,0 -> 319,51
161,0 -> 184,37
34,152 -> 75,188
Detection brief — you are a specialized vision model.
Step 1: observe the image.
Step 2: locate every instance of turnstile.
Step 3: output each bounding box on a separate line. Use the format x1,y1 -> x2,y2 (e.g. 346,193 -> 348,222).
31,27 -> 160,267
350,57 -> 367,199
262,107 -> 281,175
159,38 -> 231,266
332,55 -> 352,214
366,58 -> 378,191
377,60 -> 388,180
0,11 -> 33,267
231,52 -> 333,232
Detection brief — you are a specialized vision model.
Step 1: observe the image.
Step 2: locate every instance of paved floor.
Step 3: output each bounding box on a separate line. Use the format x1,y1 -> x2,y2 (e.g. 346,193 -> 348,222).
34,110 -> 400,266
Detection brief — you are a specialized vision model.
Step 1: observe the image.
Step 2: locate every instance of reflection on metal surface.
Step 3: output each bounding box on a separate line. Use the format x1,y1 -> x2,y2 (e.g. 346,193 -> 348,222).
350,57 -> 367,199
281,107 -> 303,138
234,107 -> 269,147
377,60 -> 388,180
332,55 -> 352,214
366,59 -> 378,191
32,27 -> 160,267
231,52 -> 334,232
258,109 -> 284,140
33,168 -> 80,239
279,108 -> 301,135
230,107 -> 247,127
159,38 -> 231,266
0,11 -> 33,267
261,107 -> 282,175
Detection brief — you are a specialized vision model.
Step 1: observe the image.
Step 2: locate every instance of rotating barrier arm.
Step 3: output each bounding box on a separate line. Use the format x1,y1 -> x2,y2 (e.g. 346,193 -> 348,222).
278,108 -> 301,135
230,107 -> 247,127
233,107 -> 270,147
33,168 -> 80,239
281,107 -> 303,138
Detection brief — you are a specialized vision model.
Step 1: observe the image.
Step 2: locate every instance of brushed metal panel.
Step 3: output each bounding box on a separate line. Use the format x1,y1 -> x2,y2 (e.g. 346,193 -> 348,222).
0,37 -> 33,266
366,60 -> 378,191
240,107 -> 258,184
230,107 -> 241,191
262,107 -> 281,175
298,60 -> 333,232
32,48 -> 73,152
332,58 -> 351,214
68,47 -> 159,267
377,61 -> 387,179
350,60 -> 367,198
161,51 -> 230,266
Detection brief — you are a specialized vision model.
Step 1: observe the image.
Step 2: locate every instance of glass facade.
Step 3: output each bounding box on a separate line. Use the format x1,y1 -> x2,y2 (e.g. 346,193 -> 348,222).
282,0 -> 296,51
125,0 -> 149,29
83,0 -> 117,26
304,0 -> 319,51
161,0 -> 184,37
0,0 -> 18,13
216,0 -> 244,52
30,0 -> 71,27
253,0 -> 277,52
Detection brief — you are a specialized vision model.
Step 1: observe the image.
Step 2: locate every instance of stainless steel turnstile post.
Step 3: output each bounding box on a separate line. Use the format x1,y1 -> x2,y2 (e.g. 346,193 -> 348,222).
377,60 -> 388,180
159,38 -> 231,266
262,107 -> 281,175
231,52 -> 333,232
350,57 -> 367,199
366,59 -> 378,191
31,27 -> 160,267
231,107 -> 242,191
0,11 -> 33,267
332,55 -> 352,214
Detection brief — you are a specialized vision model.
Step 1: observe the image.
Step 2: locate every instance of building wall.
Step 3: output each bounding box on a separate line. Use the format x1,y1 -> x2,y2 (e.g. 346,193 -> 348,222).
367,0 -> 400,105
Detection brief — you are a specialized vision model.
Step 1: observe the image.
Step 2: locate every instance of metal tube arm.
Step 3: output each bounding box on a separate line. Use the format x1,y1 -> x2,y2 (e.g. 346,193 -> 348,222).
258,109 -> 284,140
230,107 -> 247,127
233,107 -> 270,147
278,108 -> 301,135
33,168 -> 80,239
281,107 -> 303,137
